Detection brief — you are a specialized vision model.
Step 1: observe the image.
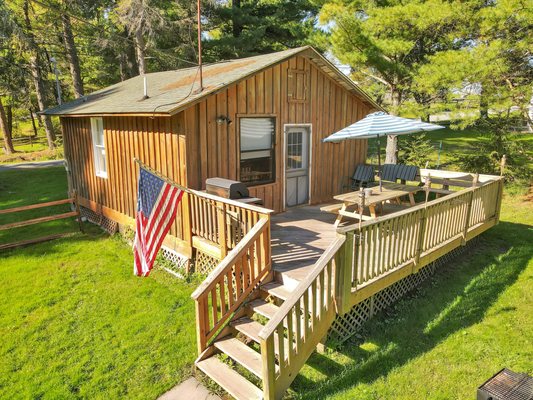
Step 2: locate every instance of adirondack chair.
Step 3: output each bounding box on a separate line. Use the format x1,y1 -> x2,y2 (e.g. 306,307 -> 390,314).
345,164 -> 375,190
380,164 -> 419,184
380,164 -> 398,182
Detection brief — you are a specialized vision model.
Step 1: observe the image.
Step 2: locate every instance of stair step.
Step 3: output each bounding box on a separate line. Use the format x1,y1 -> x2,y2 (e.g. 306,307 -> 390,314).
214,336 -> 264,378
261,282 -> 292,301
231,317 -> 291,360
196,357 -> 263,400
231,317 -> 262,342
248,299 -> 279,319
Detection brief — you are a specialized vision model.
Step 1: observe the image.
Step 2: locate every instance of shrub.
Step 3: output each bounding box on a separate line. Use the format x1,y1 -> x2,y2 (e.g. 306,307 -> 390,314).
398,133 -> 435,168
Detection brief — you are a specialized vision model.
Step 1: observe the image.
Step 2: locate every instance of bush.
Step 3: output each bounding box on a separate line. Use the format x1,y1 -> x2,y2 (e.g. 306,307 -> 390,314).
452,117 -> 532,184
398,133 -> 435,168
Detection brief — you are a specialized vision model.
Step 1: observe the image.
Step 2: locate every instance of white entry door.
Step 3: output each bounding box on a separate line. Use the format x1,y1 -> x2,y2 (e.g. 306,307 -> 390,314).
285,126 -> 310,207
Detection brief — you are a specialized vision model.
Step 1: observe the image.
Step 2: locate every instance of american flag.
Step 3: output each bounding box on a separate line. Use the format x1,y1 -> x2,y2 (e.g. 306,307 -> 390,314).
134,167 -> 184,277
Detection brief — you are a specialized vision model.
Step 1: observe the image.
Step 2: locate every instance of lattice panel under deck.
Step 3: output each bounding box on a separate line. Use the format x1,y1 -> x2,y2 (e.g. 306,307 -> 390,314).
79,206 -> 118,234
194,251 -> 220,275
328,238 -> 479,344
159,246 -> 189,274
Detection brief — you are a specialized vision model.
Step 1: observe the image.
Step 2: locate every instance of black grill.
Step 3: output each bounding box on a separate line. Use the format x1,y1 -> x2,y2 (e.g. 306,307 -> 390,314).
478,369 -> 533,400
205,177 -> 249,199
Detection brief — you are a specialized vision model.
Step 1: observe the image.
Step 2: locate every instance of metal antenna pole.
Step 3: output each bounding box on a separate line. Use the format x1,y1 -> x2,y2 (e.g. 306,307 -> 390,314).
197,0 -> 203,92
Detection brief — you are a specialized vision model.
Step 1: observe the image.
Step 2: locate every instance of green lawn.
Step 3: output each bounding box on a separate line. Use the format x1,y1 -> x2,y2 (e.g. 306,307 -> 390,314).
1,139 -> 532,398
367,127 -> 533,170
0,168 -> 199,399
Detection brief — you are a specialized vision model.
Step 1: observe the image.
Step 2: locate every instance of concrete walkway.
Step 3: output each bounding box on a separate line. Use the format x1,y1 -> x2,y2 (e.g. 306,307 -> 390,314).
0,159 -> 64,171
158,378 -> 221,400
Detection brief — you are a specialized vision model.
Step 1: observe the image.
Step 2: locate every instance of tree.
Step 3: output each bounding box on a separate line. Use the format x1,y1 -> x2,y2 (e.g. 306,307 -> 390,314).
0,98 -> 15,155
318,0 -> 469,162
61,1 -> 84,97
20,0 -> 56,149
203,0 -> 320,60
414,0 -> 533,127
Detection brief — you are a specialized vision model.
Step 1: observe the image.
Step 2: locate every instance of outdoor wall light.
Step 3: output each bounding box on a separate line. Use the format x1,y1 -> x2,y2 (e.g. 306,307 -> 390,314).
216,115 -> 232,125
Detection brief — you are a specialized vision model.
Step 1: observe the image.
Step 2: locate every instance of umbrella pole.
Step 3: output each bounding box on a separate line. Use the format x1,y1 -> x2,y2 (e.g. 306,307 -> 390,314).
377,134 -> 382,192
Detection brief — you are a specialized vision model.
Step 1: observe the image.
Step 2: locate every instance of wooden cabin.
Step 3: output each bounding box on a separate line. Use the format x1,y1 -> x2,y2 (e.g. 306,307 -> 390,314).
45,46 -> 380,261
45,47 -> 505,400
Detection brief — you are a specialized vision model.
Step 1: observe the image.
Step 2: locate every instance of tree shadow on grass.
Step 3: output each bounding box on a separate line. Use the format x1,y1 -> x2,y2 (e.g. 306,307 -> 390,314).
290,220 -> 533,399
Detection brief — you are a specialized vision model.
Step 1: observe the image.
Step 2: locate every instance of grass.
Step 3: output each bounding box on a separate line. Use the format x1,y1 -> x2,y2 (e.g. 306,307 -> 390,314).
367,127 -> 533,170
0,168 -> 200,399
0,166 -> 76,245
1,131 -> 532,398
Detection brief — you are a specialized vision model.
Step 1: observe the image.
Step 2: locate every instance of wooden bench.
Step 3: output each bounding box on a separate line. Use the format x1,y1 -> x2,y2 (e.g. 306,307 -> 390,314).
320,203 -> 344,214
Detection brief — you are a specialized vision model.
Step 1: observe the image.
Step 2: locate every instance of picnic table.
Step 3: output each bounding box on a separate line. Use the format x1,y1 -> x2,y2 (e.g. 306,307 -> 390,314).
331,183 -> 422,227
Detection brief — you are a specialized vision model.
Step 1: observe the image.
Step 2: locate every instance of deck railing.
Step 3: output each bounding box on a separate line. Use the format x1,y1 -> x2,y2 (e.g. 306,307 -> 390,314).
336,177 -> 503,308
256,175 -> 503,398
188,190 -> 271,257
258,236 -> 345,400
191,216 -> 272,354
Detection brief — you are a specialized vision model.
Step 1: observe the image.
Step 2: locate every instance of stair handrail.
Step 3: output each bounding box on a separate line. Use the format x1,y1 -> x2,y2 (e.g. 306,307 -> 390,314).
192,217 -> 268,299
192,216 -> 271,354
258,235 -> 345,341
258,235 -> 346,399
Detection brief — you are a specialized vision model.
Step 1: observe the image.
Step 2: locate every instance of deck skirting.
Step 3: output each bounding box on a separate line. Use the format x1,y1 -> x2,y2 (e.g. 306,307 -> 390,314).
328,237 -> 479,344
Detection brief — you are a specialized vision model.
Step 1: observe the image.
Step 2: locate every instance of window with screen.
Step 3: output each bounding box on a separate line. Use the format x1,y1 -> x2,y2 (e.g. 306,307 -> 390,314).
240,117 -> 275,185
90,117 -> 107,178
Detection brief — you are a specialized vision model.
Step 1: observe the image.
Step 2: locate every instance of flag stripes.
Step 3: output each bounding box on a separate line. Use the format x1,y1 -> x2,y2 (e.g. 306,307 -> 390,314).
133,167 -> 184,277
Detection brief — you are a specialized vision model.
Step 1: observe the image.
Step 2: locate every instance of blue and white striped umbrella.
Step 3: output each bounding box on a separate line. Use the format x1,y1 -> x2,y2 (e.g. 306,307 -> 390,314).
323,111 -> 444,143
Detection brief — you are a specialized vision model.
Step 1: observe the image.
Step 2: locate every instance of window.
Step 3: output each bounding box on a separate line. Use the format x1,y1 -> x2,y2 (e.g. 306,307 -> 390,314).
288,69 -> 308,103
240,117 -> 275,185
90,117 -> 107,178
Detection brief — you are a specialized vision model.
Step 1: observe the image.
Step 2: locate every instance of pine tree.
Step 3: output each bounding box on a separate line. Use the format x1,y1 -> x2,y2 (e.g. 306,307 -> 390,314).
203,0 -> 320,61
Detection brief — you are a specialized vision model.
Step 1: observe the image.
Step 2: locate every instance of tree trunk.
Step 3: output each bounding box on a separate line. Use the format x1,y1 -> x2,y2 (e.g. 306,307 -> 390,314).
0,98 -> 15,154
23,0 -> 55,149
133,27 -> 146,75
61,11 -> 84,98
385,135 -> 398,164
29,107 -> 38,137
385,87 -> 402,164
232,0 -> 242,38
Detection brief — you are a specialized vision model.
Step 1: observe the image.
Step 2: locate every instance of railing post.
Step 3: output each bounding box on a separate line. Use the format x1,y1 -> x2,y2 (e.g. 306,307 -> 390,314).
182,192 -> 193,273
217,201 -> 228,258
335,232 -> 353,315
494,178 -> 504,224
261,336 -> 276,400
73,190 -> 83,233
462,188 -> 475,244
195,299 -> 208,355
414,207 -> 428,272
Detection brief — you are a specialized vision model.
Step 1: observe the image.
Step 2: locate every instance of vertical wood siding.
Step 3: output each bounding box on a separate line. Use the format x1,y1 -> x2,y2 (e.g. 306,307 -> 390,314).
182,56 -> 373,212
61,53 -> 375,245
61,115 -> 188,241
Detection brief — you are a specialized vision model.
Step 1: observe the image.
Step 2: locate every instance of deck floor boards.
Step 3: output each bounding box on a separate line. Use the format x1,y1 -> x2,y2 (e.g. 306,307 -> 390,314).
270,204 -> 338,283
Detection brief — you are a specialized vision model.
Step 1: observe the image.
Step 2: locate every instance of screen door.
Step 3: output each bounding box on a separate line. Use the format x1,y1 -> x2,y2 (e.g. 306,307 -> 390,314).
285,126 -> 310,207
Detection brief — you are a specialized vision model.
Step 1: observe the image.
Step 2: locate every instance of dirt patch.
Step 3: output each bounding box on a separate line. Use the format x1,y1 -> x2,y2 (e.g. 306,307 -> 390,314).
162,59 -> 255,91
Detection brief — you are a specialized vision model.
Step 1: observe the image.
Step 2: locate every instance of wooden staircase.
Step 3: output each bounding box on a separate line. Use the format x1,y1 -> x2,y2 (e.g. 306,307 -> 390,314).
193,226 -> 345,400
195,274 -> 295,400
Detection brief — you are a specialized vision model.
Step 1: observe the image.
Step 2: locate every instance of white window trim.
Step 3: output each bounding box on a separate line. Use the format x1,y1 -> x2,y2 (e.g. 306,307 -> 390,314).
90,117 -> 108,179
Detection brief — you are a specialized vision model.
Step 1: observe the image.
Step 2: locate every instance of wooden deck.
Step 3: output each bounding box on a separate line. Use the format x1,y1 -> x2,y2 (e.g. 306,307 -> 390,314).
270,205 -> 337,283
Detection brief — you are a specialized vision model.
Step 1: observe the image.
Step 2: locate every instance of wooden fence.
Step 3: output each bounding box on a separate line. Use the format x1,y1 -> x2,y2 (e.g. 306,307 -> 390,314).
0,192 -> 82,250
